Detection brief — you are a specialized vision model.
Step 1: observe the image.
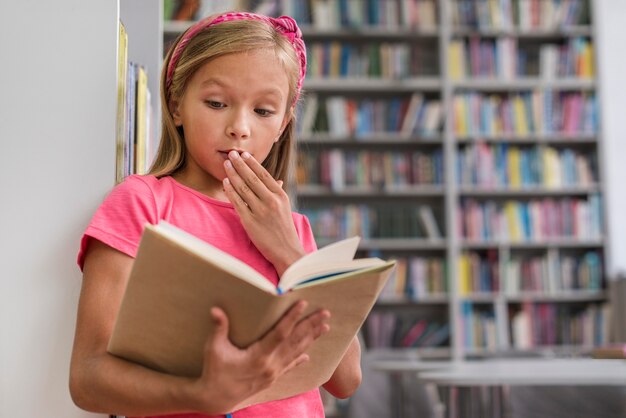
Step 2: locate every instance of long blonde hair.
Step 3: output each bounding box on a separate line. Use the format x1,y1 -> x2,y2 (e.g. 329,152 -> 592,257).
149,18 -> 302,182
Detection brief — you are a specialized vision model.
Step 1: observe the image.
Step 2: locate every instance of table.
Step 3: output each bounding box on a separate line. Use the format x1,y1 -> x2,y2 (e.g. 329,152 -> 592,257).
371,359 -> 451,418
418,359 -> 626,418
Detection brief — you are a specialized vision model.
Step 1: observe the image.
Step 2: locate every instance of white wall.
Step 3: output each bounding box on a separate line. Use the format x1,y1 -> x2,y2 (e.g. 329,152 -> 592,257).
0,0 -> 117,416
595,0 -> 626,277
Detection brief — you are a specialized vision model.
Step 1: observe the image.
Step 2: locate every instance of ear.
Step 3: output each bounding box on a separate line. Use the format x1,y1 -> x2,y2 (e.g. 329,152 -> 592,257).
169,98 -> 182,126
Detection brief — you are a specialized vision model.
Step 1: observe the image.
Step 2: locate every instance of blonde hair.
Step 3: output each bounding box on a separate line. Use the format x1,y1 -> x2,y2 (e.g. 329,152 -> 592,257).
149,18 -> 302,182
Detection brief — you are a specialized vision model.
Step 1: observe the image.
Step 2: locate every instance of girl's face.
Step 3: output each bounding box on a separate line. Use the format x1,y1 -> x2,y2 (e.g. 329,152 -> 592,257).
170,49 -> 291,199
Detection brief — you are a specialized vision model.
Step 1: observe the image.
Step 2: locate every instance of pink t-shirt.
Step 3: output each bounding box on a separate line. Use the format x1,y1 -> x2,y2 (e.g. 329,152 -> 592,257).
78,174 -> 324,418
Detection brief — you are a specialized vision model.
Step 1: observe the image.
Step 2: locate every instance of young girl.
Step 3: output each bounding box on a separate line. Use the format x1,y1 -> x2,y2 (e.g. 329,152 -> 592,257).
69,12 -> 362,418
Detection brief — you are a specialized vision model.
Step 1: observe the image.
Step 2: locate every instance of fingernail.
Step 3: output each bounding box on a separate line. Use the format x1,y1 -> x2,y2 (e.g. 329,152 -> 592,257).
229,150 -> 239,159
224,160 -> 232,168
241,151 -> 251,159
223,178 -> 230,185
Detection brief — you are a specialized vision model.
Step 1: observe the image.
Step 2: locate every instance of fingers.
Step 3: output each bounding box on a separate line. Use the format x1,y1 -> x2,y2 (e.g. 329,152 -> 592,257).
239,151 -> 284,194
206,307 -> 230,349
255,301 -> 330,372
223,151 -> 283,206
282,353 -> 310,375
210,307 -> 228,334
258,300 -> 308,347
199,303 -> 329,404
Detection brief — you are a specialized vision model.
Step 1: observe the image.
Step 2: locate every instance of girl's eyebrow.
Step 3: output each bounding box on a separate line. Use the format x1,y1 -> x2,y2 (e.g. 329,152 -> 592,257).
199,77 -> 284,100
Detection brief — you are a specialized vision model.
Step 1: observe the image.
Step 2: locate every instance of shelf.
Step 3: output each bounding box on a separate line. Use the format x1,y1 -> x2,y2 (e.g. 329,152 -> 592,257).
304,77 -> 442,92
455,134 -> 598,144
451,25 -> 593,39
164,22 -> 592,40
461,239 -> 605,249
463,344 -> 595,358
162,20 -> 432,38
299,133 -> 444,145
315,238 -> 447,251
376,295 -> 450,305
458,185 -> 601,197
460,292 -> 499,303
301,26 -> 440,38
367,347 -> 452,360
504,345 -> 596,357
452,78 -> 595,91
362,238 -> 448,250
297,184 -> 445,197
505,290 -> 607,303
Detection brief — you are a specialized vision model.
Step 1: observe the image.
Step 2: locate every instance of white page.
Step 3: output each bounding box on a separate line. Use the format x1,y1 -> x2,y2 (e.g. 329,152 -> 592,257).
279,236 -> 361,290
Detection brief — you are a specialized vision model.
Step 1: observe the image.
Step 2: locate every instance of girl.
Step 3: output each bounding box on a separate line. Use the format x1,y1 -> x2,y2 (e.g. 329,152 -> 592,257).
69,12 -> 362,418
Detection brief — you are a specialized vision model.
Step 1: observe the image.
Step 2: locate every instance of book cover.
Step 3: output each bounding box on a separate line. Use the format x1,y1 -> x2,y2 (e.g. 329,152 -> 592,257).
108,221 -> 395,410
418,205 -> 442,239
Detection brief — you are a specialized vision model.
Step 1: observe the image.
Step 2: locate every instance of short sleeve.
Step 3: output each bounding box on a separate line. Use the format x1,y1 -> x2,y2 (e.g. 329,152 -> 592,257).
293,213 -> 318,254
77,175 -> 158,270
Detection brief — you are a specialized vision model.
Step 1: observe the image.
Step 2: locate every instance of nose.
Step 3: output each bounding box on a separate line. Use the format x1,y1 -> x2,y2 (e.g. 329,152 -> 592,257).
226,108 -> 250,140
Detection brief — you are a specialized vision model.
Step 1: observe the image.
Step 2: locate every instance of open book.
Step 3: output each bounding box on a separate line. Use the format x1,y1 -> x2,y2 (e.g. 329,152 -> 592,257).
108,221 -> 396,410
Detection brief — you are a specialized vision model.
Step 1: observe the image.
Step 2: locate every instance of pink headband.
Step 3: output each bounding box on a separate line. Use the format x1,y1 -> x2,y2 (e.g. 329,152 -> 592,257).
166,12 -> 307,102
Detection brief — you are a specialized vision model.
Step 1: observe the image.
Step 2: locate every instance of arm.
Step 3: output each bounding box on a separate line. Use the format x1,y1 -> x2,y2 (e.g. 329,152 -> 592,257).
322,336 -> 362,399
223,153 -> 362,397
69,239 -> 330,416
222,152 -> 307,277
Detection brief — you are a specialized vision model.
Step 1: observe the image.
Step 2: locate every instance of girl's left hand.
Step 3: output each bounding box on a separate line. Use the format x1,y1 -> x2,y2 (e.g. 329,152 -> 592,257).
223,150 -> 305,276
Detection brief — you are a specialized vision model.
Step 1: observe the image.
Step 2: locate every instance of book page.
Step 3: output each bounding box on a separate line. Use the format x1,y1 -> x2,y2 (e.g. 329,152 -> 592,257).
154,222 -> 275,293
291,258 -> 388,289
279,236 -> 360,291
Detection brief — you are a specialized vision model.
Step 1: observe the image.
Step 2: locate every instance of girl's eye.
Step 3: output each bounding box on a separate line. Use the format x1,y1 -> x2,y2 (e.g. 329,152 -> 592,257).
206,101 -> 224,109
255,108 -> 274,117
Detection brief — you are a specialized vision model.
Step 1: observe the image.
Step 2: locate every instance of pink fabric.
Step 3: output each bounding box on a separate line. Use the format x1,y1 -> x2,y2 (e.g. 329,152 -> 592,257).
78,174 -> 324,418
166,12 -> 307,102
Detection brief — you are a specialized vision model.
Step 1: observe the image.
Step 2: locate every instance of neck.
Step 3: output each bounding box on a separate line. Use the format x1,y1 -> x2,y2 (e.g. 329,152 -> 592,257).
171,168 -> 229,202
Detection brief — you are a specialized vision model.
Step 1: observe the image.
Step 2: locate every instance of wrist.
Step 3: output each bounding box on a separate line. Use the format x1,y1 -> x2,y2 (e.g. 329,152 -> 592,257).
274,245 -> 306,277
182,377 -> 224,415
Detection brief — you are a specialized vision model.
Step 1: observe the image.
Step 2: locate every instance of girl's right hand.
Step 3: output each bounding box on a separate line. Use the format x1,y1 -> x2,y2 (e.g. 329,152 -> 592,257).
190,301 -> 330,414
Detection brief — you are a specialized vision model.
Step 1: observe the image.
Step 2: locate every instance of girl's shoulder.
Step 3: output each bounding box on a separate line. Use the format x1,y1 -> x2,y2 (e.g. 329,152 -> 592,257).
114,174 -> 175,198
117,173 -> 161,190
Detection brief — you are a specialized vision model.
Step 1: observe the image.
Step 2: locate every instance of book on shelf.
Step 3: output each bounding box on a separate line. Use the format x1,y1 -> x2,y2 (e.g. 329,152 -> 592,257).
134,65 -> 148,175
108,221 -> 396,409
115,57 -> 155,181
418,205 -> 442,239
400,93 -> 424,136
298,93 -> 318,137
125,62 -> 137,178
365,313 -> 449,349
115,21 -> 129,184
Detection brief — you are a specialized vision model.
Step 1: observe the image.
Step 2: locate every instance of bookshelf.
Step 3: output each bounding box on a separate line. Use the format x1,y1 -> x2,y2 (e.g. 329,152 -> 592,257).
446,0 -> 609,360
162,0 -> 610,363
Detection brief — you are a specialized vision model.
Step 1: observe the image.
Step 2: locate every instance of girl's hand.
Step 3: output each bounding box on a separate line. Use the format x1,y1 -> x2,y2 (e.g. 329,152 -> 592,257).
192,301 -> 330,414
223,150 -> 305,276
